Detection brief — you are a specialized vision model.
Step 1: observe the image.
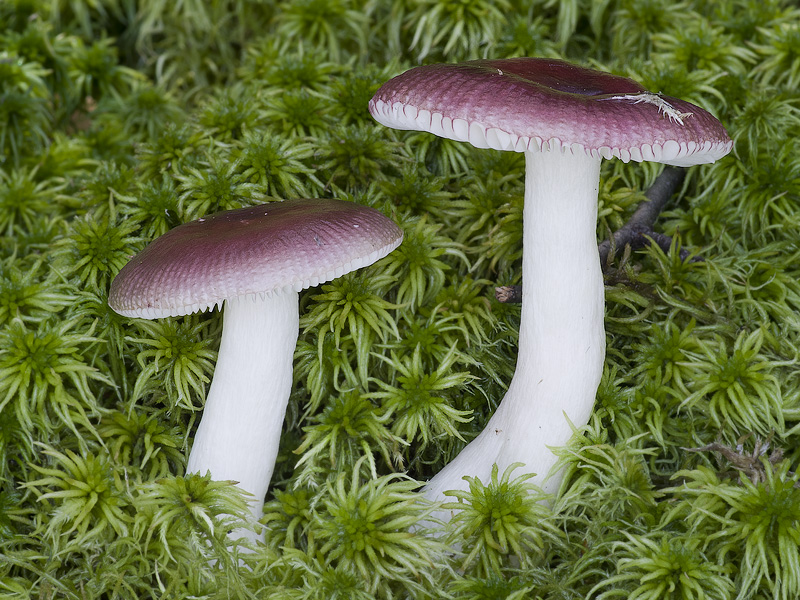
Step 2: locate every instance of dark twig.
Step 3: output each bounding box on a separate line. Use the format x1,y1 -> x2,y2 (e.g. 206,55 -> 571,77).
494,285 -> 522,303
683,433 -> 799,488
597,166 -> 691,267
496,166 -> 693,303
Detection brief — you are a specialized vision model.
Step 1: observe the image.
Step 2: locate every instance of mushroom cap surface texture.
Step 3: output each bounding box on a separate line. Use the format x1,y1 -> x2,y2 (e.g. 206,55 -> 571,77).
369,58 -> 732,167
109,198 -> 403,319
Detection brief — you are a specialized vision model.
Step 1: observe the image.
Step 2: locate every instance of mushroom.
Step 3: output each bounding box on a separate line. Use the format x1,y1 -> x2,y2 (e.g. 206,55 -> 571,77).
369,58 -> 731,508
109,198 -> 403,540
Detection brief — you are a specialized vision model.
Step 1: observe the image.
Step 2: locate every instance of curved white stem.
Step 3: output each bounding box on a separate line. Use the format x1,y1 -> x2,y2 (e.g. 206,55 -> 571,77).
186,292 -> 299,542
425,150 -> 606,512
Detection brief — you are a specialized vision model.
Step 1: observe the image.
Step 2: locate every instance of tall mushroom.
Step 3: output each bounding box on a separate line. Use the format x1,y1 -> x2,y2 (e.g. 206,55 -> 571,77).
369,58 -> 731,507
109,199 -> 403,540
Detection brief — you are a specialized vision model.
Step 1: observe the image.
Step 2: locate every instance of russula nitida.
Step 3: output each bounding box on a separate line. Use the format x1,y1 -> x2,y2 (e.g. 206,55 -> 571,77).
370,58 -> 731,510
109,198 -> 403,540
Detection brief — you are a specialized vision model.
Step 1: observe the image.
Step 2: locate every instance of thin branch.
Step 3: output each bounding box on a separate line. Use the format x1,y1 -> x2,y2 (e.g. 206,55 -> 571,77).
598,165 -> 690,267
494,285 -> 522,303
496,166 -> 693,303
683,434 -> 799,488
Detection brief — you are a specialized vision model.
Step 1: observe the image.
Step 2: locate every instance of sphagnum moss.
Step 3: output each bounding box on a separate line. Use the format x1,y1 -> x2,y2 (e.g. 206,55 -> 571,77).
443,463 -> 562,576
293,389 -> 403,485
2,0 -> 800,597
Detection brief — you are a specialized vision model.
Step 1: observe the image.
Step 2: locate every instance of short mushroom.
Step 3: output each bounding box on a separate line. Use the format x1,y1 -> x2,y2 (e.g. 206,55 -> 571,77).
369,58 -> 731,507
109,198 -> 403,541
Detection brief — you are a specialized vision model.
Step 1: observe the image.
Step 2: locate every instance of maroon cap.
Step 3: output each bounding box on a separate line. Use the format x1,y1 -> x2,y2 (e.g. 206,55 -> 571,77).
370,58 -> 731,166
109,199 -> 403,318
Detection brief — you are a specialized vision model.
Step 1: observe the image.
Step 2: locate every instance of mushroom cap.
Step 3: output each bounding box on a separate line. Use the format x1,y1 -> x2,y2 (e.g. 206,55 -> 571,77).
109,199 -> 403,319
370,58 -> 732,167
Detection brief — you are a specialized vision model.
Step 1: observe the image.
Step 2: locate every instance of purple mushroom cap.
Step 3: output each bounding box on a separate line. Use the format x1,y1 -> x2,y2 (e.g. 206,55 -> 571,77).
109,198 -> 403,319
369,58 -> 732,166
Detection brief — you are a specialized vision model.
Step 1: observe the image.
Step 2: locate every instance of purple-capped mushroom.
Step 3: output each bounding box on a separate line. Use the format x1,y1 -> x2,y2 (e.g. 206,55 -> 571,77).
109,199 -> 403,541
369,58 -> 731,509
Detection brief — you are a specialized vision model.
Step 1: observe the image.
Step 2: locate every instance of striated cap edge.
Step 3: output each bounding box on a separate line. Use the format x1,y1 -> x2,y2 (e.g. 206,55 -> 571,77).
369,59 -> 732,167
109,199 -> 403,319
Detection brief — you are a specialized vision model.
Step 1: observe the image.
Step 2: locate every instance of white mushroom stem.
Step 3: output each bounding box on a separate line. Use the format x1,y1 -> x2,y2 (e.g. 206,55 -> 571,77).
425,149 -> 606,509
186,291 -> 299,542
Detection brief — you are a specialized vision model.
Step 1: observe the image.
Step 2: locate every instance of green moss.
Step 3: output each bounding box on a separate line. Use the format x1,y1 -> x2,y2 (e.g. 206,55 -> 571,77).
2,0 -> 800,596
